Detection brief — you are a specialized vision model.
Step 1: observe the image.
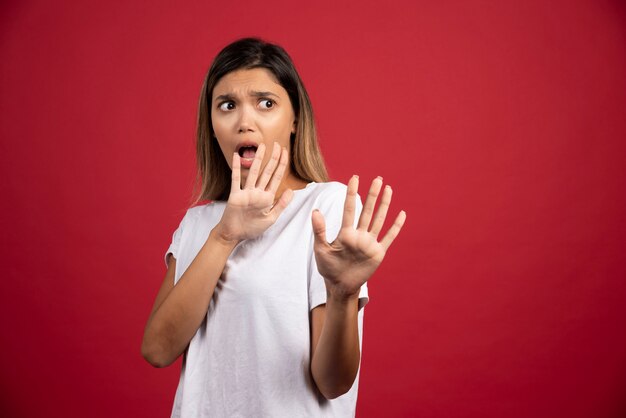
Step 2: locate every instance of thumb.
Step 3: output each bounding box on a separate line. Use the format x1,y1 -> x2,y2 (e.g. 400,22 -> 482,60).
271,188 -> 294,219
311,209 -> 328,246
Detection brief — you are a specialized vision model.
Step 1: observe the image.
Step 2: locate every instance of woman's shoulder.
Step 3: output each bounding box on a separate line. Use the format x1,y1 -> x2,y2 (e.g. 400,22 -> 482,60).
302,181 -> 347,198
296,181 -> 351,212
180,201 -> 226,225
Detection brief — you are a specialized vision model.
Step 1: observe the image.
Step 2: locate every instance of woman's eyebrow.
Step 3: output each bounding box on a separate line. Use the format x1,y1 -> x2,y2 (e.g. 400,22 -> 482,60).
249,90 -> 279,98
214,93 -> 234,102
214,91 -> 279,103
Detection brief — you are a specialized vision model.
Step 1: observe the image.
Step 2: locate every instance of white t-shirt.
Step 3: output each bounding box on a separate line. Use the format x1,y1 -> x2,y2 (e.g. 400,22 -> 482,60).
164,181 -> 368,418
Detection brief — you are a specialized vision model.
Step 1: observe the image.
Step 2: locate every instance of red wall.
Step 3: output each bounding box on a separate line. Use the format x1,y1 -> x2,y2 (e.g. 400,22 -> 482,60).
1,1 -> 625,417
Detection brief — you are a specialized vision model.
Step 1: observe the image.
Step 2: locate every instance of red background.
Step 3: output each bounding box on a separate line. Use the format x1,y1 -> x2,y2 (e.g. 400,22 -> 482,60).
2,1 -> 626,417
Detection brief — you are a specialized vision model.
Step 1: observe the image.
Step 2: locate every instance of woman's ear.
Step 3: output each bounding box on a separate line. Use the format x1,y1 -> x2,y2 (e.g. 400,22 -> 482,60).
291,120 -> 297,134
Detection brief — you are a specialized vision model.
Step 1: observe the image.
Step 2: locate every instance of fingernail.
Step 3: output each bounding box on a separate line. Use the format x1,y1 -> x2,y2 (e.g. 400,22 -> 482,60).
353,175 -> 359,179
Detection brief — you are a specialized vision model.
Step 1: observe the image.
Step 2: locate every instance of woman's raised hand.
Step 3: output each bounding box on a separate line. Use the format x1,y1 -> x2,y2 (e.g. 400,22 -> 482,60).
311,176 -> 406,300
215,142 -> 293,243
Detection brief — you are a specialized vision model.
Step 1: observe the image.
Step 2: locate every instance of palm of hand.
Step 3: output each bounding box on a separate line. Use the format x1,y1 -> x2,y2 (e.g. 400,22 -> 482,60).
312,176 -> 406,299
216,143 -> 293,243
315,227 -> 386,296
223,188 -> 277,240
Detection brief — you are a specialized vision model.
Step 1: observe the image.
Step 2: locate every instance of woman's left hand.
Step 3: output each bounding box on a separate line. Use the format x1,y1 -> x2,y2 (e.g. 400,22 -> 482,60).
311,176 -> 407,301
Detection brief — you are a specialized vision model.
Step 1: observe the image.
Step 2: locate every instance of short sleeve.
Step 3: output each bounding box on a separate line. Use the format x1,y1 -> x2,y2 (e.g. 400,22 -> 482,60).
164,211 -> 188,268
309,186 -> 369,311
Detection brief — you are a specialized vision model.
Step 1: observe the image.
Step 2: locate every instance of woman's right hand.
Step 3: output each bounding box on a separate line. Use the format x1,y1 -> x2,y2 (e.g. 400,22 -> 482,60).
143,144 -> 291,366
213,142 -> 293,244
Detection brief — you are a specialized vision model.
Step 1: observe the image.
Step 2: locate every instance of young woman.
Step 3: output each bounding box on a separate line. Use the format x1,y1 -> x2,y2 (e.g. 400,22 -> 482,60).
142,38 -> 406,417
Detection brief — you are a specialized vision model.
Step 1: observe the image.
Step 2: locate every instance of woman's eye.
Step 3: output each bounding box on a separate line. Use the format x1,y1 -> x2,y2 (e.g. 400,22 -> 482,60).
259,99 -> 274,109
218,102 -> 235,111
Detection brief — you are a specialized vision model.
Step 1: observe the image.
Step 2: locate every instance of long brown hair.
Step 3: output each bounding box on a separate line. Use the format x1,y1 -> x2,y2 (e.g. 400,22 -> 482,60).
193,38 -> 329,203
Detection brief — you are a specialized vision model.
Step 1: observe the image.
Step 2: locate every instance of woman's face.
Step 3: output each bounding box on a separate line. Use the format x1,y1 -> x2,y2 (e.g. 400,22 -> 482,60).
211,67 -> 296,185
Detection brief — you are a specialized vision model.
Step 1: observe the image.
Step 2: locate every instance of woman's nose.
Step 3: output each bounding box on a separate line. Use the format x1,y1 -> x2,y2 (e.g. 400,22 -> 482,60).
237,106 -> 255,133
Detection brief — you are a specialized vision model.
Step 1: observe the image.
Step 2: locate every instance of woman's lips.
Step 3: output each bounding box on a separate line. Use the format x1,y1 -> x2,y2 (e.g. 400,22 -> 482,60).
240,157 -> 254,169
238,146 -> 257,169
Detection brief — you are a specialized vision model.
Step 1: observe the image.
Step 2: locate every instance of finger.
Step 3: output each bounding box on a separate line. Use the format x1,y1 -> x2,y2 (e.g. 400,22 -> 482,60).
357,176 -> 383,231
341,175 -> 359,229
270,188 -> 294,220
380,210 -> 407,251
311,209 -> 329,247
369,185 -> 392,237
230,153 -> 241,194
257,142 -> 280,190
244,143 -> 266,189
267,147 -> 289,195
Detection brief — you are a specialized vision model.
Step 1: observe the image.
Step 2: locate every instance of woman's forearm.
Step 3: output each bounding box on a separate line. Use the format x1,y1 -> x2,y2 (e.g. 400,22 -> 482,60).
141,228 -> 237,367
311,294 -> 361,399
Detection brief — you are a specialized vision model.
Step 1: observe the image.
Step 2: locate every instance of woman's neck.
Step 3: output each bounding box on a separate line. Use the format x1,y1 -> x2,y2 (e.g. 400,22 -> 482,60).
275,173 -> 309,202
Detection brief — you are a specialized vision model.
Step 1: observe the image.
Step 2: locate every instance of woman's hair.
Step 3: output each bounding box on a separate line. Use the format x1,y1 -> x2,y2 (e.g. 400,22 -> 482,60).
193,37 -> 329,203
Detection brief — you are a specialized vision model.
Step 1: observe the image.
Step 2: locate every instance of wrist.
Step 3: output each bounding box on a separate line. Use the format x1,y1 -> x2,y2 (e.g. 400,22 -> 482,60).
209,224 -> 241,249
325,285 -> 360,305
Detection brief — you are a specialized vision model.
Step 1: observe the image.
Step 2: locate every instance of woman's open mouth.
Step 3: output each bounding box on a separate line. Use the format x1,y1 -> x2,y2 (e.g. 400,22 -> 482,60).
237,145 -> 258,169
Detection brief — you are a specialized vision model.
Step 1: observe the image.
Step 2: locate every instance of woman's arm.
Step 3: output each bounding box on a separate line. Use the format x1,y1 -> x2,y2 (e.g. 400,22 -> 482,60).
310,296 -> 360,399
141,230 -> 239,367
142,143 -> 292,367
310,176 -> 406,399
